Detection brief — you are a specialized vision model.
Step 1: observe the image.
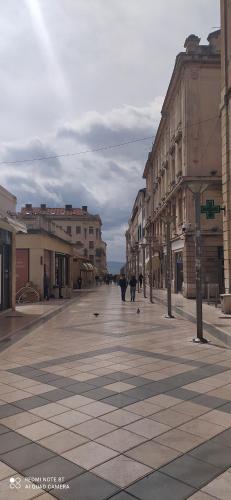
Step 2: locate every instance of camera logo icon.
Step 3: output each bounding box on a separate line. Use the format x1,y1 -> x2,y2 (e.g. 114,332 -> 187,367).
10,477 -> 21,489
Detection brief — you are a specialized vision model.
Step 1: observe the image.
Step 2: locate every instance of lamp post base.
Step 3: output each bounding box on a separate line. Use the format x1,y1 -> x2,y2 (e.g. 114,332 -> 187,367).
193,337 -> 208,344
164,314 -> 175,319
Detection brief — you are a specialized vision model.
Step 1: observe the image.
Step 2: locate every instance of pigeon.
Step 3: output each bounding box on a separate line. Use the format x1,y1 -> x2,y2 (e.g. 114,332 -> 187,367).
94,313 -> 100,317
137,308 -> 140,314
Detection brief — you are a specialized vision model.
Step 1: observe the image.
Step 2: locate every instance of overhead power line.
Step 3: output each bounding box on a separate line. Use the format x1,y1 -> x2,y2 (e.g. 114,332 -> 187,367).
0,115 -> 219,166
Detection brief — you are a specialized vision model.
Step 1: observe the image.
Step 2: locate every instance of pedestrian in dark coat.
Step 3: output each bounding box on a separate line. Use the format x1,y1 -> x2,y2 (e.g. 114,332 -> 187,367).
138,274 -> 143,288
129,275 -> 137,302
118,274 -> 128,302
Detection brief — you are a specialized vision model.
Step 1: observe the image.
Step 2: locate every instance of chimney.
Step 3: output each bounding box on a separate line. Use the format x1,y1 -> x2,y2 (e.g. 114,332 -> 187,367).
40,204 -> 46,209
25,203 -> 32,209
82,205 -> 88,212
184,34 -> 201,54
207,30 -> 221,54
65,204 -> 72,210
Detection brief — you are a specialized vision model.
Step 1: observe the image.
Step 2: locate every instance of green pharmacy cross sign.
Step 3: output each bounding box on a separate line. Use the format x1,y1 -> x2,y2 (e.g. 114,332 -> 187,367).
201,199 -> 225,219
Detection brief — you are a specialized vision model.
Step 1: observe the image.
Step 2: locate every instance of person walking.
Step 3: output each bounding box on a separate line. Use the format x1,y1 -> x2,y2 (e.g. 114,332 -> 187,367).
138,273 -> 143,288
129,275 -> 137,302
118,274 -> 128,302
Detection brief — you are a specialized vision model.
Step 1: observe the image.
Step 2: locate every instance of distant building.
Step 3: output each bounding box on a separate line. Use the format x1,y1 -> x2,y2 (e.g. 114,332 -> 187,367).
143,31 -> 223,298
126,188 -> 146,277
220,0 -> 231,295
0,185 -> 26,311
20,204 -> 107,276
16,214 -> 95,298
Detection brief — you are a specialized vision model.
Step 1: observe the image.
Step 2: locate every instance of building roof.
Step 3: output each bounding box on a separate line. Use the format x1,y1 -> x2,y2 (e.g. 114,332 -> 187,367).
21,207 -> 86,216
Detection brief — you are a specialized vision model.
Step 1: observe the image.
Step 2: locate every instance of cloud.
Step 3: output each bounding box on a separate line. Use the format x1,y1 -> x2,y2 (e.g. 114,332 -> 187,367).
0,0 -> 220,259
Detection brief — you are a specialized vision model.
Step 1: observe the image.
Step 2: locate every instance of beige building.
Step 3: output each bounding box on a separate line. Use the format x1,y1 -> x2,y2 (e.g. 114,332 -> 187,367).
20,204 -> 107,276
143,31 -> 223,298
0,185 -> 26,311
221,0 -> 231,297
16,215 -> 74,299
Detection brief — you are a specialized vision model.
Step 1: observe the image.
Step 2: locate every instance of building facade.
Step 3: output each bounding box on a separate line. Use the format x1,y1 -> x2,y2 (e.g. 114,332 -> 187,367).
20,204 -> 107,276
126,189 -> 146,277
16,215 -> 74,299
220,0 -> 231,295
0,185 -> 26,311
143,31 -> 223,298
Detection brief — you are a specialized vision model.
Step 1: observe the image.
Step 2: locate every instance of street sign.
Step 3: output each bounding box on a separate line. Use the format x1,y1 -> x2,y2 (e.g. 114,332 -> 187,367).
201,199 -> 224,219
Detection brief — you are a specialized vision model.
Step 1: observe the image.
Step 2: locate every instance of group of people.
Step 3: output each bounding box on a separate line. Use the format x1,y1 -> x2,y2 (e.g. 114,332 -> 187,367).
118,273 -> 143,302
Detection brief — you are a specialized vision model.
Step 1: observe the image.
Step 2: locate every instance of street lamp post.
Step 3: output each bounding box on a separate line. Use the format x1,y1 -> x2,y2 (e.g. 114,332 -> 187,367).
187,181 -> 209,343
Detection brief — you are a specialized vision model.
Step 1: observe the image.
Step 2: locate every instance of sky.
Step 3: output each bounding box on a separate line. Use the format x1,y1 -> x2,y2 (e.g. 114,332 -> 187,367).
0,0 -> 220,261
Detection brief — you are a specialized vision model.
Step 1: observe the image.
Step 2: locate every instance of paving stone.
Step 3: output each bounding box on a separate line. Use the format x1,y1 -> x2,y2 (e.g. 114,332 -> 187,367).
102,394 -> 139,408
64,382 -> 96,393
0,403 -> 24,418
39,389 -> 75,402
82,388 -> 117,400
24,456 -> 84,485
0,430 -> 31,454
14,395 -> 50,410
161,454 -> 221,488
127,470 -> 195,500
50,471 -> 119,500
93,455 -> 152,488
1,442 -> 55,471
0,424 -> 11,434
190,440 -> 231,469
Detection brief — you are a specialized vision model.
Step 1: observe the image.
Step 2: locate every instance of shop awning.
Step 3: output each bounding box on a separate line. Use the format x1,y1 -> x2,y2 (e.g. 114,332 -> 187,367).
80,262 -> 94,271
0,214 -> 27,234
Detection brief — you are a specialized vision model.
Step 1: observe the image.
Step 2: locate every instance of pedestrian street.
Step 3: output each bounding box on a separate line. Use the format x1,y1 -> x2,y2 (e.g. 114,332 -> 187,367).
1,285 -> 231,499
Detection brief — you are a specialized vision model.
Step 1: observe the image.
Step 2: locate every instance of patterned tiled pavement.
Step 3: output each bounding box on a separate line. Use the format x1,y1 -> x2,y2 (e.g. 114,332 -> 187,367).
1,286 -> 231,499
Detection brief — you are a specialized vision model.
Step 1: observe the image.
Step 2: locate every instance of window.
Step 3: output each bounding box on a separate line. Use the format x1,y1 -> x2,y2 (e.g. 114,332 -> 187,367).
84,228 -> 87,239
66,226 -> 72,235
84,248 -> 88,257
89,227 -> 94,234
95,248 -> 101,257
89,241 -> 94,249
96,228 -> 99,239
76,226 -> 81,234
89,255 -> 94,263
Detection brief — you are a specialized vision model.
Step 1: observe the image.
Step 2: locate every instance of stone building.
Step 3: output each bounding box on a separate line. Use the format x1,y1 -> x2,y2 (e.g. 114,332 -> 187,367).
126,189 -> 146,277
0,185 -> 26,311
16,215 -> 74,299
220,0 -> 231,298
143,31 -> 223,298
20,204 -> 107,276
